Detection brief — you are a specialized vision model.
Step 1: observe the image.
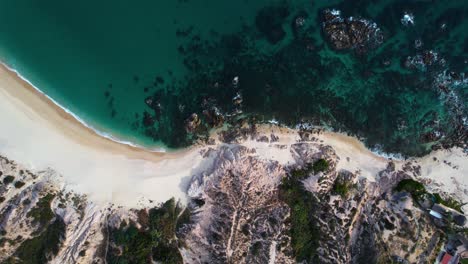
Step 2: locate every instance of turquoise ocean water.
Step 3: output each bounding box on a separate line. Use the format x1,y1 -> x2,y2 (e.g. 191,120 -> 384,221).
0,0 -> 466,155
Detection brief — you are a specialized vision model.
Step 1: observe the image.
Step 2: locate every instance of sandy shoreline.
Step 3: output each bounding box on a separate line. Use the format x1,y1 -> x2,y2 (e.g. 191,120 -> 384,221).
0,63 -> 466,208
0,64 -> 203,206
0,63 -> 182,160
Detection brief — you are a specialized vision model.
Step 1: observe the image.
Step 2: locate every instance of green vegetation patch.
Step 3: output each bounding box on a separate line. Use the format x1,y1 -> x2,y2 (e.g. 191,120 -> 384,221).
14,181 -> 25,189
312,159 -> 329,173
5,216 -> 65,264
107,198 -> 189,264
395,179 -> 465,213
333,181 -> 350,197
3,175 -> 15,184
433,193 -> 465,213
332,172 -> 354,198
289,168 -> 311,180
27,193 -> 56,227
280,171 -> 321,262
289,159 -> 330,180
395,179 -> 426,200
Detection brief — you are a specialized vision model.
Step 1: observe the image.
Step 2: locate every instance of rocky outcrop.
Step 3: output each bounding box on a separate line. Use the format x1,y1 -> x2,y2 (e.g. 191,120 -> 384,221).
404,50 -> 445,71
182,145 -> 293,263
185,113 -> 201,133
203,107 -> 224,128
322,9 -> 383,53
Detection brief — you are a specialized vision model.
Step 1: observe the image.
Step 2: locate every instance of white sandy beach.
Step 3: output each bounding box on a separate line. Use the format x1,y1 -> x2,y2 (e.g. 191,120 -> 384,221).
0,64 -> 204,207
0,63 -> 466,208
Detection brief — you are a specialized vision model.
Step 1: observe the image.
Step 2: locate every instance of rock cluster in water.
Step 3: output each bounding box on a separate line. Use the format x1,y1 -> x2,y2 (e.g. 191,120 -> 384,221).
322,9 -> 383,53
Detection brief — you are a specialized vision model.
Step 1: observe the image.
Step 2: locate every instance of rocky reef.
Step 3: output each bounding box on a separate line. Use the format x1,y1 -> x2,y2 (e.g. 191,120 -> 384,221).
322,9 -> 383,53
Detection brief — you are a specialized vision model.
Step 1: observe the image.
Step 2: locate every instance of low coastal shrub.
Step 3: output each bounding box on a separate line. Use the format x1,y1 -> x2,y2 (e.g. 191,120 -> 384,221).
395,179 -> 465,213
289,158 -> 330,180
6,216 -> 66,264
250,241 -> 262,256
333,181 -> 349,197
312,159 -> 329,173
280,171 -> 320,262
107,198 -> 187,264
14,181 -> 25,189
3,175 -> 15,184
289,168 -> 310,180
312,159 -> 330,173
27,194 -> 55,226
395,179 -> 426,200
433,193 -> 465,213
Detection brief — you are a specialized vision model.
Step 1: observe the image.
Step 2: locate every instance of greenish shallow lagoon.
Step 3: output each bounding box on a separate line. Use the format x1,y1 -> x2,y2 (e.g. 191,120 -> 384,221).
0,0 -> 466,155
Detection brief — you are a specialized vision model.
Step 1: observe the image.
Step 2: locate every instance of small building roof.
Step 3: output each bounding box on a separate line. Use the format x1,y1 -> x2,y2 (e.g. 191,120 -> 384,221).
429,210 -> 443,219
432,203 -> 450,215
441,253 -> 452,264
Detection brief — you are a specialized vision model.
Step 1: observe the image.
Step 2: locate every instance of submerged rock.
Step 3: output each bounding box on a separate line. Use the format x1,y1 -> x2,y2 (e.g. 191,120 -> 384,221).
255,5 -> 290,44
322,9 -> 383,53
142,111 -> 155,127
400,12 -> 415,26
404,50 -> 444,71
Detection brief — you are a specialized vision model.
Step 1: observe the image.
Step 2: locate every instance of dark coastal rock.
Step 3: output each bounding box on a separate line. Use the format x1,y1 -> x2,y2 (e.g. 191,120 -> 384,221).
185,113 -> 201,133
144,96 -> 154,108
291,11 -> 308,38
404,50 -> 444,71
256,135 -> 269,143
142,111 -> 155,127
144,96 -> 161,111
202,107 -> 224,128
420,131 -> 444,143
255,5 -> 289,44
218,120 -> 257,144
270,134 -> 279,142
144,96 -> 162,121
322,9 -> 383,53
232,93 -> 243,107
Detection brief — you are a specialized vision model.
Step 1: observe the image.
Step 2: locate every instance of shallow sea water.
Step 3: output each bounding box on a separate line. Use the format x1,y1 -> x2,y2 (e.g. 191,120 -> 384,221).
0,0 -> 466,155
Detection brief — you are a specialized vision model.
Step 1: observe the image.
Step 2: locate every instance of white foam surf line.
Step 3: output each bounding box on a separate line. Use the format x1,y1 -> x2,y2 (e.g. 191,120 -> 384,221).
1,62 -> 167,153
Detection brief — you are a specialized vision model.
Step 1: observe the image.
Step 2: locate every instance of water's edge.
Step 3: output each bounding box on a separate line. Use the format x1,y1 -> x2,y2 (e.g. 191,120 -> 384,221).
1,62 -> 167,153
1,61 -> 414,161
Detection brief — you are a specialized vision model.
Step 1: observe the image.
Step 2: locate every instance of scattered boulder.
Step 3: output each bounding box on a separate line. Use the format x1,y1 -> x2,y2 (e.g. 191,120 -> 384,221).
404,50 -> 444,71
185,113 -> 201,133
142,111 -> 155,127
203,107 -> 224,128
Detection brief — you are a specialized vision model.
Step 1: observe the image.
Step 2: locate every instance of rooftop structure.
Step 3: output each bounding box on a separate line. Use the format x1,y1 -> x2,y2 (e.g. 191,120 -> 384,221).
430,203 -> 467,226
